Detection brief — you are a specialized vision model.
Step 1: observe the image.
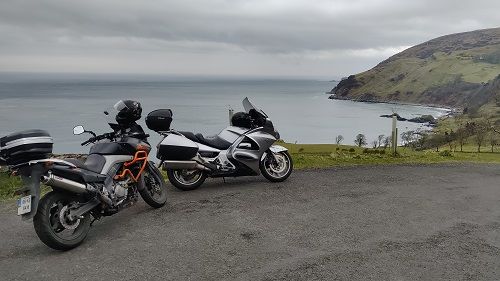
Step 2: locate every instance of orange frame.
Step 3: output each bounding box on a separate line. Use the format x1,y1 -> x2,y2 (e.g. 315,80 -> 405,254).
114,150 -> 148,182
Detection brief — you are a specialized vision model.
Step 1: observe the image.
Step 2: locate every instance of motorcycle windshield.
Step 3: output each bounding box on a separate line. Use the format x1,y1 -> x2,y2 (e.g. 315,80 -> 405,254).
242,97 -> 268,118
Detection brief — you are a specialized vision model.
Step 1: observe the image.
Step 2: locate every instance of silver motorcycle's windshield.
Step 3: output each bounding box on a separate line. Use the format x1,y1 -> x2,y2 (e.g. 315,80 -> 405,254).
242,97 -> 268,118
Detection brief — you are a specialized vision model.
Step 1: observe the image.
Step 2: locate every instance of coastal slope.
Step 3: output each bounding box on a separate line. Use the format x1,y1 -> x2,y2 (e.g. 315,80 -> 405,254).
330,28 -> 500,112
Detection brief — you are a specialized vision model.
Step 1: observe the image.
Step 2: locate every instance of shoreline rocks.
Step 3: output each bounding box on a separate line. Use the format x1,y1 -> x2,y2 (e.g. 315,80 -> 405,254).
379,113 -> 437,125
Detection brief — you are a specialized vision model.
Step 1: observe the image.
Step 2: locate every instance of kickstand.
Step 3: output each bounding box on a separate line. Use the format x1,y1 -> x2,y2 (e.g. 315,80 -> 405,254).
90,216 -> 100,227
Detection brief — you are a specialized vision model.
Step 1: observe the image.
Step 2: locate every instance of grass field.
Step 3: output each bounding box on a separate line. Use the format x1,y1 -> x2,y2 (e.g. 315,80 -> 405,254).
283,142 -> 500,169
2,143 -> 500,200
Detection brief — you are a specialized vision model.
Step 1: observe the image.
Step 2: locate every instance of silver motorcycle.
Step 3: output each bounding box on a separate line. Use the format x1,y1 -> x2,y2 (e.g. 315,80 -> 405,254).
148,98 -> 293,191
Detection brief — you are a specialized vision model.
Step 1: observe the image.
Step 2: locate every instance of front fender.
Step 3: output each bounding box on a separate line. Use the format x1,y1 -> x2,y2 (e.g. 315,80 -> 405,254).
269,145 -> 288,153
138,161 -> 163,191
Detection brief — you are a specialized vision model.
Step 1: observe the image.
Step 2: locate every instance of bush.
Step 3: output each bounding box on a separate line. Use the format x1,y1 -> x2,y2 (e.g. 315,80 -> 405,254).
349,148 -> 356,153
362,148 -> 386,155
439,150 -> 453,157
298,148 -> 304,153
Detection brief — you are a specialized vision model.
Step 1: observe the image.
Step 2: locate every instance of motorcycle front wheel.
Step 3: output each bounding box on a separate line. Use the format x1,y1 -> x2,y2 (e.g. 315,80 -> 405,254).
139,165 -> 168,208
166,169 -> 206,191
260,151 -> 293,182
33,191 -> 92,251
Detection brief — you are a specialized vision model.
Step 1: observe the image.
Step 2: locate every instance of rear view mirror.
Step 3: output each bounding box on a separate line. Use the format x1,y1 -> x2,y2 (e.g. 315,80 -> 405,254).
73,125 -> 85,135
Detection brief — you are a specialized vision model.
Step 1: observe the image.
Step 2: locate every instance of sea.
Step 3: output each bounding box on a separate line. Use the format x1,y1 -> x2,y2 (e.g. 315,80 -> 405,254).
0,73 -> 450,153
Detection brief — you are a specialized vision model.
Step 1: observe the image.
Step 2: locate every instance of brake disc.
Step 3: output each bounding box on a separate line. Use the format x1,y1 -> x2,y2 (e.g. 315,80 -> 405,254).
59,205 -> 81,230
269,154 -> 287,174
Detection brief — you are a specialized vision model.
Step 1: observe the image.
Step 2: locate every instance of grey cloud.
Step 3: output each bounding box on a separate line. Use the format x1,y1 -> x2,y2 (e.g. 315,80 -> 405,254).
0,0 -> 499,76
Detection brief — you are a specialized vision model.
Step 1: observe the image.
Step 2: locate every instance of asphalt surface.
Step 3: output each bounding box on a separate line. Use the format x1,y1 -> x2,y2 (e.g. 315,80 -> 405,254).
1,163 -> 500,281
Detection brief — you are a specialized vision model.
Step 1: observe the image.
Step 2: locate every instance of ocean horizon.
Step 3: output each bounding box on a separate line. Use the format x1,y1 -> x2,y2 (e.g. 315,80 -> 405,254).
0,73 -> 449,153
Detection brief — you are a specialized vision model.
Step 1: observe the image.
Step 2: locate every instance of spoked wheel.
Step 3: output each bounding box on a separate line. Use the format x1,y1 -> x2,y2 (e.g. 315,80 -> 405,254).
166,169 -> 206,191
33,191 -> 91,251
260,151 -> 293,182
139,165 -> 168,208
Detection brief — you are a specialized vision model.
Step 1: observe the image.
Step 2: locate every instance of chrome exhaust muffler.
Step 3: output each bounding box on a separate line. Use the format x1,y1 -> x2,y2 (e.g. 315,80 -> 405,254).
42,173 -> 88,194
162,160 -> 211,171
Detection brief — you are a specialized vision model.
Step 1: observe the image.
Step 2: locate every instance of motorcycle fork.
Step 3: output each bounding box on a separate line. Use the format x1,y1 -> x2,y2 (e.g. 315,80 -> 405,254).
265,150 -> 279,164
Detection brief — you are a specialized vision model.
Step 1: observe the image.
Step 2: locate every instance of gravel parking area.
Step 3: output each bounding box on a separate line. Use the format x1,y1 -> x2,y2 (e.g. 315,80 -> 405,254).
1,163 -> 500,280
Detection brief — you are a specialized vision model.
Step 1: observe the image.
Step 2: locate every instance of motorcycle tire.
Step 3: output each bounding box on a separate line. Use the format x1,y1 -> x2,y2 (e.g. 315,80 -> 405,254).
139,165 -> 168,208
33,191 -> 92,251
260,151 -> 293,182
166,169 -> 206,191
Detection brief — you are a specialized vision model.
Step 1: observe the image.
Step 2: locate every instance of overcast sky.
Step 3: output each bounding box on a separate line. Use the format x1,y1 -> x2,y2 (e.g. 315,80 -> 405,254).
0,0 -> 499,79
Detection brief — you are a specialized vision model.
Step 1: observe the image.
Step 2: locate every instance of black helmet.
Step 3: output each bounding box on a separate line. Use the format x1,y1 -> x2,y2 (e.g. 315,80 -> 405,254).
231,112 -> 252,128
115,100 -> 142,125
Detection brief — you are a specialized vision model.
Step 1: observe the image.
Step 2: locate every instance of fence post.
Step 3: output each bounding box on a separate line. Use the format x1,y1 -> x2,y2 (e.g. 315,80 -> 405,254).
392,113 -> 398,155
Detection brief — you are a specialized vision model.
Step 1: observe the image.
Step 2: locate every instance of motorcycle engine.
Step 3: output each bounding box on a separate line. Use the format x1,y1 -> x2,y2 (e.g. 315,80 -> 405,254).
111,179 -> 129,201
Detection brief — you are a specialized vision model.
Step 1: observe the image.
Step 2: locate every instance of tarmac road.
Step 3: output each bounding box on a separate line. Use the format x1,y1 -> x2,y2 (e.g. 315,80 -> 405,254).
1,163 -> 500,281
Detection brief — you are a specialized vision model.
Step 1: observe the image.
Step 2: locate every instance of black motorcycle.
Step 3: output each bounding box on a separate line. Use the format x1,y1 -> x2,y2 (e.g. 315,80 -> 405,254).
0,100 -> 168,250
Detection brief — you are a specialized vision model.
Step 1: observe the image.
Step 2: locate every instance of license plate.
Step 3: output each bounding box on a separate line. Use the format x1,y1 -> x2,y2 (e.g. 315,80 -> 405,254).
17,195 -> 31,215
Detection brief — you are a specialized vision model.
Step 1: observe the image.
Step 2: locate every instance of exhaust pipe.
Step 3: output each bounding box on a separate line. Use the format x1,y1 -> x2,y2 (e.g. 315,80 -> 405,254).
42,173 -> 88,194
162,160 -> 211,171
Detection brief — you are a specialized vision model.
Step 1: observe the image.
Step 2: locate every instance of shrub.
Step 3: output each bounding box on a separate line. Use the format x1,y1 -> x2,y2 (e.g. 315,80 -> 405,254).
298,148 -> 304,153
349,148 -> 356,153
362,148 -> 386,155
439,150 -> 453,157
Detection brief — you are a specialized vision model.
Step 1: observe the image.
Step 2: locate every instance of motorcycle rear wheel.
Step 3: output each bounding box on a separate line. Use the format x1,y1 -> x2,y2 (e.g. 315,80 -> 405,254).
33,191 -> 92,251
166,169 -> 206,191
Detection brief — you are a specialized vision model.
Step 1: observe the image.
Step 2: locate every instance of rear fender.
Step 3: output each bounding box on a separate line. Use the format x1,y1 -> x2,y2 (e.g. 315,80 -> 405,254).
17,163 -> 47,220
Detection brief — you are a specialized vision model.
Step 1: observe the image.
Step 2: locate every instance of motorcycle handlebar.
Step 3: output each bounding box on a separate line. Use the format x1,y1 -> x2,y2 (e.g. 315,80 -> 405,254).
81,132 -> 115,146
81,139 -> 92,146
80,132 -> 149,146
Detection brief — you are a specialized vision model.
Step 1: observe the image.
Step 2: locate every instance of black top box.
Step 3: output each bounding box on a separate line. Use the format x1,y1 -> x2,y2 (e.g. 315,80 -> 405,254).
0,129 -> 53,166
146,109 -> 173,132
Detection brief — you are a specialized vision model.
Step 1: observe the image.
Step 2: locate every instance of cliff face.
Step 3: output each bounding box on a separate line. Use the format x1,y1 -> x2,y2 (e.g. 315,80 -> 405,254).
330,28 -> 500,111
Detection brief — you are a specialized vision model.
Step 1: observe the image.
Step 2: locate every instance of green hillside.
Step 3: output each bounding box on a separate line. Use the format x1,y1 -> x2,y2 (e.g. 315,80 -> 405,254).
330,28 -> 500,114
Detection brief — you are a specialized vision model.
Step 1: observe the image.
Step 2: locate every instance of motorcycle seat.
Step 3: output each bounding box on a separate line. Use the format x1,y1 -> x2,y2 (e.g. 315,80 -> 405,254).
179,131 -> 200,143
65,154 -> 106,174
52,165 -> 107,183
195,133 -> 232,150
